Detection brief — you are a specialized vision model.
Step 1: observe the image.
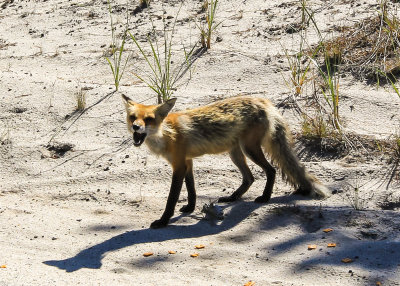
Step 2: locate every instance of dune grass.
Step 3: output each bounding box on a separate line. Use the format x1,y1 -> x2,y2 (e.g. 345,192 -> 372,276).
129,7 -> 197,103
105,0 -> 130,91
197,0 -> 221,49
75,89 -> 87,111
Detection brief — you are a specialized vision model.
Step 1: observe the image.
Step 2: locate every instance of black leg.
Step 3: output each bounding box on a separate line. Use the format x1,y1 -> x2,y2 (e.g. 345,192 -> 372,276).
218,145 -> 254,203
180,159 -> 196,213
242,144 -> 276,203
150,165 -> 186,229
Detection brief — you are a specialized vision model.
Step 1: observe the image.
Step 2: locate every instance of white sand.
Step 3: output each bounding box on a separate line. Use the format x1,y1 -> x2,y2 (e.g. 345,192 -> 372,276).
1,0 -> 399,285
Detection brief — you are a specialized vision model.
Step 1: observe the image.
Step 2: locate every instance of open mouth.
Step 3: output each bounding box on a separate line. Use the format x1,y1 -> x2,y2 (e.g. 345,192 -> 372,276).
133,132 -> 147,147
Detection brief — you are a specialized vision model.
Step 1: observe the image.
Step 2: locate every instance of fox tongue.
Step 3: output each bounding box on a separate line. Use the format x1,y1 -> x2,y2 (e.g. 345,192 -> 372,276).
133,132 -> 146,147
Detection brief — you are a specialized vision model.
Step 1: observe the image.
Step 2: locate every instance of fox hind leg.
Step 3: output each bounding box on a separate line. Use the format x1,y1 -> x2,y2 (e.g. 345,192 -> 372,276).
218,144 -> 254,203
241,140 -> 276,203
180,159 -> 196,213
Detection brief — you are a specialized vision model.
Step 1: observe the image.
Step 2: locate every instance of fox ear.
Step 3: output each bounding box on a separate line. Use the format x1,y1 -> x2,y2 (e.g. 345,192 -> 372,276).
122,94 -> 134,105
156,98 -> 177,118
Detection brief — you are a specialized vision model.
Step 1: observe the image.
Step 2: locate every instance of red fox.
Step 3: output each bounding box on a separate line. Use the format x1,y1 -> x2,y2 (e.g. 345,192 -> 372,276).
122,95 -> 328,228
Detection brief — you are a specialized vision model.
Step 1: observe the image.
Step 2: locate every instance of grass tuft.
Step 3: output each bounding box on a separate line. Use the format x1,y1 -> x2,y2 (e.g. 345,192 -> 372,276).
301,113 -> 328,139
129,7 -> 197,103
319,0 -> 400,82
283,0 -> 343,137
75,89 -> 87,111
197,0 -> 221,49
343,177 -> 373,211
105,0 -> 131,91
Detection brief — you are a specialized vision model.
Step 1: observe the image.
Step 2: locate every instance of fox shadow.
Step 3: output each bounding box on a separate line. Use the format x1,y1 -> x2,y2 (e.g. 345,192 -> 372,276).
43,197 -> 293,272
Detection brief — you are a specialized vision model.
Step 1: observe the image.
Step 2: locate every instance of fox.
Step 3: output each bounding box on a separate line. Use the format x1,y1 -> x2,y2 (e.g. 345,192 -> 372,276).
122,95 -> 329,228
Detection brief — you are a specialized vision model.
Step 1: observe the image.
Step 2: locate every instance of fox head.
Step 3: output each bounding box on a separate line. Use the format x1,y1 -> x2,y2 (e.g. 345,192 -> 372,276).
122,94 -> 177,147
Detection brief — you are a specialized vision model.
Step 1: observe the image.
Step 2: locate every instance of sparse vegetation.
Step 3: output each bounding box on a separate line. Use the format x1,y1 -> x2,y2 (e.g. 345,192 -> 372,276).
197,0 -> 221,49
320,0 -> 400,82
343,177 -> 373,211
310,52 -> 342,132
105,0 -> 130,91
283,0 -> 344,140
4,0 -> 400,284
395,136 -> 400,159
284,0 -> 399,146
388,132 -> 400,183
379,69 -> 400,98
301,113 -> 329,139
282,46 -> 312,96
282,0 -> 313,96
129,8 -> 197,103
75,88 -> 87,111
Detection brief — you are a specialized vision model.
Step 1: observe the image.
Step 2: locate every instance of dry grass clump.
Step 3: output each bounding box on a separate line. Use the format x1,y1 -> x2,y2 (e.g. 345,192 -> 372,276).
292,0 -> 400,145
296,131 -> 400,160
301,113 -> 330,139
296,128 -> 347,157
75,89 -> 87,111
281,0 -> 343,138
321,4 -> 400,82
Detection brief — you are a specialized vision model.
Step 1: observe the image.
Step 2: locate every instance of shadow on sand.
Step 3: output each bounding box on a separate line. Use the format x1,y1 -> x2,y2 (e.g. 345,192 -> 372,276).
43,199 -> 270,272
44,196 -> 400,284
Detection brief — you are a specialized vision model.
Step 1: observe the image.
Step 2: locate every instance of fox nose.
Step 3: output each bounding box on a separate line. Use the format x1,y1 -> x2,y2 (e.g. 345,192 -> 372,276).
132,124 -> 140,131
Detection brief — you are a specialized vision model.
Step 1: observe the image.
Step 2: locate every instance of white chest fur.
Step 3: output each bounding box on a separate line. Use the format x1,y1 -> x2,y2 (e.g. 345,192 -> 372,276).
145,134 -> 166,155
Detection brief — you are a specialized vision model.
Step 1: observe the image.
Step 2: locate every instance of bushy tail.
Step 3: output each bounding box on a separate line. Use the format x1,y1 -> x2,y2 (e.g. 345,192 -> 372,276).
262,117 -> 329,198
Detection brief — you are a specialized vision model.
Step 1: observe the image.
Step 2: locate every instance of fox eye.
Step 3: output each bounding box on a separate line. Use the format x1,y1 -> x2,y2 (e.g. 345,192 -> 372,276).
144,117 -> 155,124
129,115 -> 136,122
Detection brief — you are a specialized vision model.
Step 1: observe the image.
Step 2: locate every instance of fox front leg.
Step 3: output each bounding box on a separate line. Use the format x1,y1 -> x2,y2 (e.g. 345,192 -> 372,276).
150,165 -> 186,229
180,159 -> 196,213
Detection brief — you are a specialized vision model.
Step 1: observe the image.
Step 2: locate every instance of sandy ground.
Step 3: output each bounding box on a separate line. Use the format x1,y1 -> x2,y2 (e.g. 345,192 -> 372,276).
1,0 -> 400,285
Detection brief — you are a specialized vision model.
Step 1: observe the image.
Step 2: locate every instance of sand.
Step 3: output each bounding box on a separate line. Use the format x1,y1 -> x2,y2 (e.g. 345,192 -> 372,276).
1,0 -> 399,285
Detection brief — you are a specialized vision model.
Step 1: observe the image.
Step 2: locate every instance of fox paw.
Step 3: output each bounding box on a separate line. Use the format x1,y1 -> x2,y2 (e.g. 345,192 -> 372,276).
180,205 -> 195,213
254,195 -> 270,203
150,219 -> 168,229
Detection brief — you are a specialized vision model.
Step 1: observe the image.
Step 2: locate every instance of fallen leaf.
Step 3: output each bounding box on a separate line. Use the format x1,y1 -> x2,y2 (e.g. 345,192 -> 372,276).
341,258 -> 353,263
308,244 -> 317,250
0,265 -> 6,268
190,253 -> 199,257
143,252 -> 154,257
244,281 -> 255,286
168,250 -> 176,254
327,243 -> 336,247
376,282 -> 382,286
195,244 -> 205,249
323,228 -> 333,233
